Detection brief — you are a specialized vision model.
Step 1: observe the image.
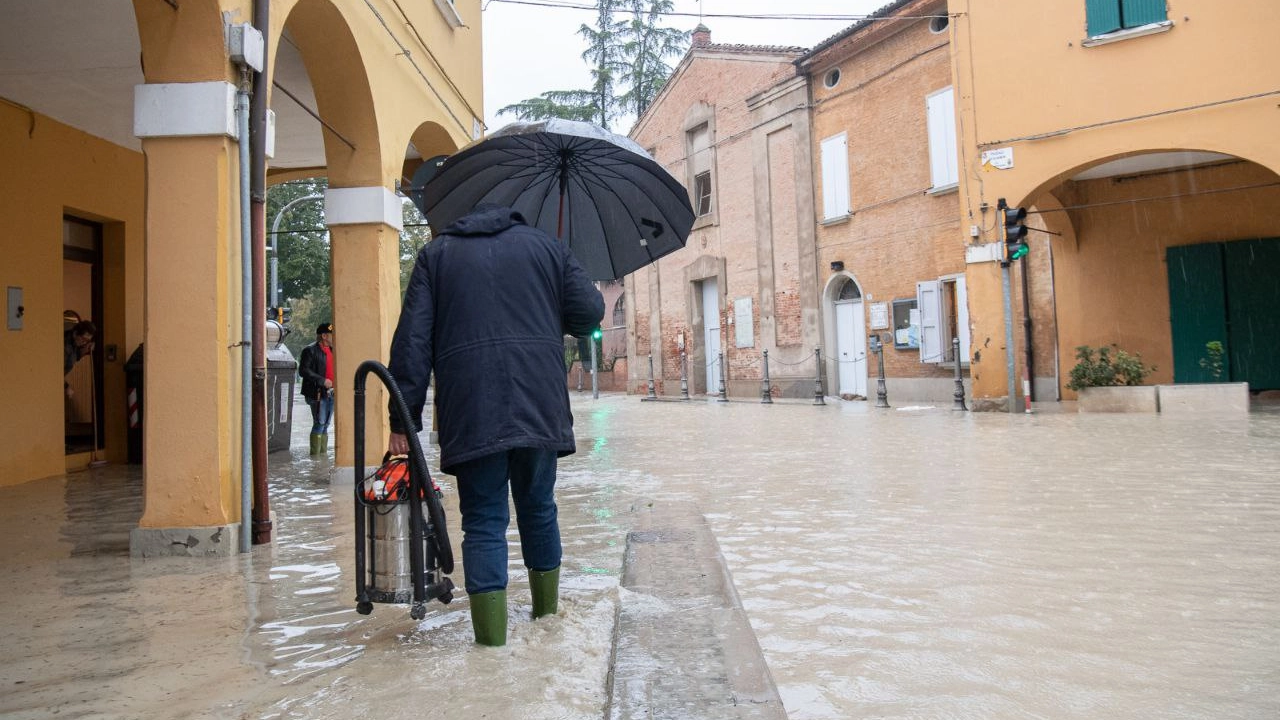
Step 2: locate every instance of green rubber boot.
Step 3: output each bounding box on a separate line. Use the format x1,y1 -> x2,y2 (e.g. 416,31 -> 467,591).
529,566 -> 560,619
469,590 -> 507,647
320,433 -> 329,453
308,433 -> 322,455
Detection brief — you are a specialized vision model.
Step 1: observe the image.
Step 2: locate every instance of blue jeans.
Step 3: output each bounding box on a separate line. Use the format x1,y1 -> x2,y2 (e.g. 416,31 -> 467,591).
309,393 -> 333,435
453,448 -> 561,595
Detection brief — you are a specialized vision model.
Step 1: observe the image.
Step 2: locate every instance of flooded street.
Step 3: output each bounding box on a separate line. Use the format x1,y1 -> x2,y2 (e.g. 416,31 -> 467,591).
2,394 -> 1279,718
594,399 -> 1280,719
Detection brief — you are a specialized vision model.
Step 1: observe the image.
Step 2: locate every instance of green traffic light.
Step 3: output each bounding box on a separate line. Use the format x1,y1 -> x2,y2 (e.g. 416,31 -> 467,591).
591,327 -> 602,340
1008,242 -> 1029,261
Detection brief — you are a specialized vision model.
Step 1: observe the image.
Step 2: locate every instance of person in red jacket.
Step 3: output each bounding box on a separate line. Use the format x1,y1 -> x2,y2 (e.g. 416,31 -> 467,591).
387,204 -> 603,646
298,323 -> 335,456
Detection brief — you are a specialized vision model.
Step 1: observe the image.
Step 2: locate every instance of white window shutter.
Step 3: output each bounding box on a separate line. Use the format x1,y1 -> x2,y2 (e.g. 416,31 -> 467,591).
954,274 -> 971,362
917,280 -> 943,363
926,88 -> 957,189
820,133 -> 849,219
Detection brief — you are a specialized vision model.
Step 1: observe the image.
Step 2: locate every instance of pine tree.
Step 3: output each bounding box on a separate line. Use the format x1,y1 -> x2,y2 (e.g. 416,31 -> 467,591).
615,1 -> 687,117
496,0 -> 687,129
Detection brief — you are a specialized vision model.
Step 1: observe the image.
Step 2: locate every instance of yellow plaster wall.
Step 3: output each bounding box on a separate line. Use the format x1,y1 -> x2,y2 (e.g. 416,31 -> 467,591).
0,103 -> 145,485
949,0 -> 1280,402
1050,162 -> 1280,398
137,135 -> 241,528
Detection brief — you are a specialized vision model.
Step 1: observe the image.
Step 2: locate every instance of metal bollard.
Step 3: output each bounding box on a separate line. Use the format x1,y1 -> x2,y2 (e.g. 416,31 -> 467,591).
951,337 -> 967,411
873,335 -> 890,408
646,354 -> 657,399
717,352 -> 728,402
761,350 -> 773,404
679,351 -> 690,400
812,347 -> 826,405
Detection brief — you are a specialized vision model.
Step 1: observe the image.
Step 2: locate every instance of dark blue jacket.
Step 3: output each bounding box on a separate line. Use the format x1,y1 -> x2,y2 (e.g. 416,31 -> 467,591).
388,205 -> 604,474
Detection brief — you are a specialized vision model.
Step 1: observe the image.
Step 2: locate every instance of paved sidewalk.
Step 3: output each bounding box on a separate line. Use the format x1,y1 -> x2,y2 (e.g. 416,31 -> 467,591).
609,502 -> 785,720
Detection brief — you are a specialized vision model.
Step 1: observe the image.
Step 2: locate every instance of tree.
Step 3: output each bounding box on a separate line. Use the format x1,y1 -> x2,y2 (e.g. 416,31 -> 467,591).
266,178 -> 329,304
497,0 -> 687,129
497,90 -> 602,124
615,1 -> 686,117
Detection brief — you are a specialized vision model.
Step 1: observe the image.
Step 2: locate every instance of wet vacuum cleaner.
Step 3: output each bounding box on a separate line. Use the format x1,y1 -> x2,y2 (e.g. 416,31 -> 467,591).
352,360 -> 455,620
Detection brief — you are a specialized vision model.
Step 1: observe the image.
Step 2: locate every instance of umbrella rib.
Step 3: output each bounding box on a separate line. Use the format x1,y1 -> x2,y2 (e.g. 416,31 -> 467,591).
570,159 -> 688,258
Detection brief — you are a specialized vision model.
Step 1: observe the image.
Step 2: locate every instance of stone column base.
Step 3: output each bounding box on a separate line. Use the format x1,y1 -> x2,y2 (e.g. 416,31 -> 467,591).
130,524 -> 239,558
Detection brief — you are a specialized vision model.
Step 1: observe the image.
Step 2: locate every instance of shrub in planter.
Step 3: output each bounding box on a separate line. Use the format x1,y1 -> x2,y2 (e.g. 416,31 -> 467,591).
1066,345 -> 1154,391
1198,340 -> 1225,381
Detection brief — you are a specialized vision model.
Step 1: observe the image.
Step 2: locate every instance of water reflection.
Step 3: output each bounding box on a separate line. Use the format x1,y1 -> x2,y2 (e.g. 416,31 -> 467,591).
1,396 -> 1277,719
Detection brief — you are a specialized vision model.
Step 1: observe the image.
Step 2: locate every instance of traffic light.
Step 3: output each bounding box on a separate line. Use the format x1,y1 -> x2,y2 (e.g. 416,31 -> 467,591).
999,199 -> 1029,263
591,326 -> 603,341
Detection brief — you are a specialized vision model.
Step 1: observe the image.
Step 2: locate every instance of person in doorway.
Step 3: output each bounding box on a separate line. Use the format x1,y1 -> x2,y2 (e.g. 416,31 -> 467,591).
63,320 -> 97,398
387,203 -> 603,647
299,322 -> 336,456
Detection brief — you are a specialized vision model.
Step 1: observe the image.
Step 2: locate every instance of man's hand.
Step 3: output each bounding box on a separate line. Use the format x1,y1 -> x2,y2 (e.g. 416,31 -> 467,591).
388,432 -> 410,456
323,378 -> 334,389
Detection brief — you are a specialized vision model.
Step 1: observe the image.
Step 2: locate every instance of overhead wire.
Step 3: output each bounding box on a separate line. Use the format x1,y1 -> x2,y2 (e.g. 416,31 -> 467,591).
484,0 -> 946,22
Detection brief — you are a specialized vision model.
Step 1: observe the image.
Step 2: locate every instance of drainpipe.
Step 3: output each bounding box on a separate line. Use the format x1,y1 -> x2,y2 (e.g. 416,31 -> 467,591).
251,0 -> 272,546
1020,255 -> 1034,402
236,67 -> 253,554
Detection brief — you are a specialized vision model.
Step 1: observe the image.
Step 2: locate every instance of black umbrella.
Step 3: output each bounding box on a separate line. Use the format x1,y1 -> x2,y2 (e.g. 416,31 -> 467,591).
414,119 -> 695,281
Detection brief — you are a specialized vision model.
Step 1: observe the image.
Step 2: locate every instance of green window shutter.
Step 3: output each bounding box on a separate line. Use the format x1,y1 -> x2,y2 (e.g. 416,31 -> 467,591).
1121,0 -> 1166,28
1086,0 -> 1121,35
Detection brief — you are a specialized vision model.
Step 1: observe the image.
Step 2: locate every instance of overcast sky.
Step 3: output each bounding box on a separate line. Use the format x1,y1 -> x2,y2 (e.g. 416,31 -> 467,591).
479,0 -> 889,133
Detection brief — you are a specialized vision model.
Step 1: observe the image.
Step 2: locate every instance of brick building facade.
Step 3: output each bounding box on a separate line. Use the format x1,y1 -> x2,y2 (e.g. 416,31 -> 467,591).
625,27 -> 819,398
797,0 -> 970,402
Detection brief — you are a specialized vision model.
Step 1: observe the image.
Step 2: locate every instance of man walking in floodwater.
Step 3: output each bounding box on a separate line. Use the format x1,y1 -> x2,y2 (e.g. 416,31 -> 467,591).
387,203 -> 603,647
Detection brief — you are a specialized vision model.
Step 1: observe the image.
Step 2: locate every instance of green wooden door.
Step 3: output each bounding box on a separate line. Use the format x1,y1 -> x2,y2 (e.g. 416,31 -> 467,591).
1224,238 -> 1280,390
1167,244 -> 1228,384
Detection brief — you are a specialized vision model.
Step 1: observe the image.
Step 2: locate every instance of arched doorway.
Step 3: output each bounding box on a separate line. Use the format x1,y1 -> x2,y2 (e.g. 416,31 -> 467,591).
831,276 -> 866,398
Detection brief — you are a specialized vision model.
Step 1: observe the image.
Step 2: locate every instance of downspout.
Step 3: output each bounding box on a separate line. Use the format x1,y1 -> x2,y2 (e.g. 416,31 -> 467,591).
236,67 -> 253,554
1019,254 -> 1034,401
251,0 -> 273,546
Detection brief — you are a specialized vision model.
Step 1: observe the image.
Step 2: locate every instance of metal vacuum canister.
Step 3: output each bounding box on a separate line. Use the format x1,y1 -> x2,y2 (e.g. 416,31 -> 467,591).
365,501 -> 430,603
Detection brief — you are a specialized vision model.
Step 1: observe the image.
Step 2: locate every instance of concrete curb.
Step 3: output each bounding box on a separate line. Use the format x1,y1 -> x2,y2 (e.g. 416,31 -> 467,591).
606,503 -> 786,720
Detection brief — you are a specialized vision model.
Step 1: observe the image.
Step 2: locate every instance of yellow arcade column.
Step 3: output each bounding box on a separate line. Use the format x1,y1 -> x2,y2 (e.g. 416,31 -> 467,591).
325,186 -> 405,477
130,81 -> 245,556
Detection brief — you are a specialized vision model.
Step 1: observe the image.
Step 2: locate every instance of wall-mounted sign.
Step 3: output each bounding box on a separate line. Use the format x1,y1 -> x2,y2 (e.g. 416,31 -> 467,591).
981,147 -> 1014,170
734,297 -> 753,348
869,302 -> 889,330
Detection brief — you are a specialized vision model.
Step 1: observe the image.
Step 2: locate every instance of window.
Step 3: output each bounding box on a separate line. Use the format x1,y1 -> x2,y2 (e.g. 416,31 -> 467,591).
686,121 -> 715,223
916,275 -> 970,364
929,16 -> 949,34
820,133 -> 850,220
892,298 -> 919,349
612,294 -> 626,327
824,68 -> 841,89
926,87 -> 958,191
837,278 -> 861,301
694,171 -> 712,216
1086,0 -> 1166,37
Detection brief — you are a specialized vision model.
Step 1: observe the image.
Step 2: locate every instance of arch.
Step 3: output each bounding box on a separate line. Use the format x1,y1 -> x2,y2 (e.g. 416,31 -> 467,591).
277,0 -> 382,187
820,271 -> 868,398
133,0 -> 228,83
821,270 -> 865,305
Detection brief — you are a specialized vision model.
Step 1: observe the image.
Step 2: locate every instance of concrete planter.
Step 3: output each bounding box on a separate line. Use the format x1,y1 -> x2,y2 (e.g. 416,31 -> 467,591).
1157,382 -> 1250,415
1077,385 -> 1159,413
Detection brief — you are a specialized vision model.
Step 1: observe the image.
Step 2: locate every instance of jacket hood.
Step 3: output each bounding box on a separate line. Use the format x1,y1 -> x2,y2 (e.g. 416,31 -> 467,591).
441,203 -> 526,236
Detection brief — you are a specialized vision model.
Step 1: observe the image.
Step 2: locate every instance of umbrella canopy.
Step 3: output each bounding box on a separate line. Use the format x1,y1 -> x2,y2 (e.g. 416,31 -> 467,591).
415,119 -> 695,281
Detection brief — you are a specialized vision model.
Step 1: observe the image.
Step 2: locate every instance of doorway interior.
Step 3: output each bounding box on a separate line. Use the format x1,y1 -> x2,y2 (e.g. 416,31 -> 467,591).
63,217 -> 103,456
